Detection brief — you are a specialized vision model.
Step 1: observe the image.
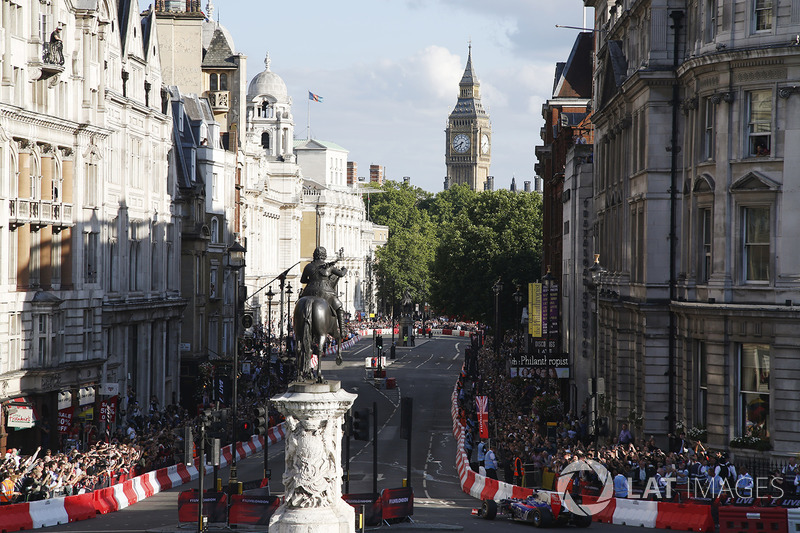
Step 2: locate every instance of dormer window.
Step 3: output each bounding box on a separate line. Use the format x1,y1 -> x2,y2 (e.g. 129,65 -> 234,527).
261,132 -> 271,150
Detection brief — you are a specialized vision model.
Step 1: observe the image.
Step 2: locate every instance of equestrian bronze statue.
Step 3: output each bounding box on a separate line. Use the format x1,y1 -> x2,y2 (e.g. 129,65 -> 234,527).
292,246 -> 347,381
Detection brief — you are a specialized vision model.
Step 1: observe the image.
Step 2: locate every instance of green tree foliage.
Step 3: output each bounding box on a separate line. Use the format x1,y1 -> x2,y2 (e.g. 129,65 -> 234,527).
365,182 -> 542,325
366,182 -> 436,312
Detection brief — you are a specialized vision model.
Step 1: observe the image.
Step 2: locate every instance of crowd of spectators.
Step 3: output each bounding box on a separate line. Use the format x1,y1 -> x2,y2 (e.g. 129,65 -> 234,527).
0,402 -> 189,504
0,325 -> 303,506
456,332 -> 799,501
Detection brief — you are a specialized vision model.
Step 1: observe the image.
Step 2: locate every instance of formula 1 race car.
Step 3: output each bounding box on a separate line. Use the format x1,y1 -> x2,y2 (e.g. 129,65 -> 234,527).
473,490 -> 592,528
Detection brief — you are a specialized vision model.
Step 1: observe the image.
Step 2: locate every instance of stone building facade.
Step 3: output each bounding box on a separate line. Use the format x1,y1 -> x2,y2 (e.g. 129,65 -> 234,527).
580,0 -> 800,456
0,0 -> 183,452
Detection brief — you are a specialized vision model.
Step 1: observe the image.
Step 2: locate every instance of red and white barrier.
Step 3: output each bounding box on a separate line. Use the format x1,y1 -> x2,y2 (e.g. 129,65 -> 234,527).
0,421 -> 289,531
450,377 -> 788,532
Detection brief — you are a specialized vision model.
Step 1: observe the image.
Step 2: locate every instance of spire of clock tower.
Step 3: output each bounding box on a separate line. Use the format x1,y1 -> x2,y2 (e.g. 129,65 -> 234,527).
445,44 -> 491,191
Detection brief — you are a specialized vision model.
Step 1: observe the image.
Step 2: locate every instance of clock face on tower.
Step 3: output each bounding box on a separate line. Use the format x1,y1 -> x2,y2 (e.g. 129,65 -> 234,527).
481,133 -> 490,154
452,133 -> 470,153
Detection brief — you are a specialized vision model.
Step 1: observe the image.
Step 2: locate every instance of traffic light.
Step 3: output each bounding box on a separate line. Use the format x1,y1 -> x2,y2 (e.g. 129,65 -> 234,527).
352,407 -> 370,441
239,420 -> 253,437
256,406 -> 269,436
376,335 -> 383,350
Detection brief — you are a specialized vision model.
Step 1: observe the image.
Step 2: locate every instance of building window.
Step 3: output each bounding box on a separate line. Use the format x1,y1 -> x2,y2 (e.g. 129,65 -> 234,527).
35,314 -> 49,367
210,266 -> 218,299
209,318 -> 218,355
8,313 -> 21,371
210,73 -> 218,91
84,231 -> 98,284
704,0 -> 717,42
752,0 -> 772,32
219,73 -> 228,91
30,231 -> 41,287
747,90 -> 772,157
696,341 -> 707,428
739,343 -> 770,439
83,310 -> 92,355
742,206 -> 769,282
212,173 -> 219,201
195,255 -> 202,295
85,162 -> 98,206
129,240 -> 139,291
702,97 -> 715,161
211,217 -> 219,243
699,208 -> 712,283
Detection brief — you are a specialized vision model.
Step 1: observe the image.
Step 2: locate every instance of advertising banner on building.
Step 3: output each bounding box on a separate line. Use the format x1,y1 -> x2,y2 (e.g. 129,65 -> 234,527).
528,282 -> 542,337
7,405 -> 35,429
58,406 -> 74,434
476,396 -> 489,439
99,396 -> 118,424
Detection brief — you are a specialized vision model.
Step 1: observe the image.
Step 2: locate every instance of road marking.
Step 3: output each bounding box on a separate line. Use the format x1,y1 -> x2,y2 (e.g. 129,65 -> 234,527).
414,354 -> 434,369
422,432 -> 434,499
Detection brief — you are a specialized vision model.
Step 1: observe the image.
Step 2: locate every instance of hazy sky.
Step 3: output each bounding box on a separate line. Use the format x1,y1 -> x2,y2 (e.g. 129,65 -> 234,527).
143,1 -> 591,192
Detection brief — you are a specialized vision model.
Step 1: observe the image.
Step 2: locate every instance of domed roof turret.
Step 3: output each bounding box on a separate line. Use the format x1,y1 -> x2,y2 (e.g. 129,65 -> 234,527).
248,53 -> 288,103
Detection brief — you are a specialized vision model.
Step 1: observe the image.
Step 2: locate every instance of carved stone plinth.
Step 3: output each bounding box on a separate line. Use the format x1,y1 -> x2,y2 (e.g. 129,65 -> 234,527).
269,380 -> 356,533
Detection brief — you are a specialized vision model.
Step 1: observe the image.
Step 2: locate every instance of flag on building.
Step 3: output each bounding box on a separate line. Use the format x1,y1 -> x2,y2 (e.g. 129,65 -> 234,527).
308,91 -> 324,103
476,395 -> 489,439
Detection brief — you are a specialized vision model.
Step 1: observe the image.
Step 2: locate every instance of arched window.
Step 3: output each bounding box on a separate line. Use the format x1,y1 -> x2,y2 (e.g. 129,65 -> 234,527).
219,73 -> 228,91
261,101 -> 269,117
210,73 -> 218,91
261,132 -> 271,150
211,217 -> 219,243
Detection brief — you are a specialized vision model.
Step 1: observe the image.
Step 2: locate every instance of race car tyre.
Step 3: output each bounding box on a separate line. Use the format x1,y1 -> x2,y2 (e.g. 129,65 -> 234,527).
531,508 -> 543,527
482,499 -> 497,520
573,514 -> 593,528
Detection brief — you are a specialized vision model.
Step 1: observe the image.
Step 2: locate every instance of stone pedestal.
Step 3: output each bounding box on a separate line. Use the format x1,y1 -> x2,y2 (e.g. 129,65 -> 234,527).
269,381 -> 356,533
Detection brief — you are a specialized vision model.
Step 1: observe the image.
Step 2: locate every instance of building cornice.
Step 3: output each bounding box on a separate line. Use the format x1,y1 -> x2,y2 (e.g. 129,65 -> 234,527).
0,105 -> 113,138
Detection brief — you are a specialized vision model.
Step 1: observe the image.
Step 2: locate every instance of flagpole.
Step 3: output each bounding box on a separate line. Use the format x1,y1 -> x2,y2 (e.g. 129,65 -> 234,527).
307,91 -> 311,140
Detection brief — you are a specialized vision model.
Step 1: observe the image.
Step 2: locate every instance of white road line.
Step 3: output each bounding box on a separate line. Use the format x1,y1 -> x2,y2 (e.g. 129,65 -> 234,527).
414,354 -> 434,369
422,432 -> 434,499
351,386 -> 402,460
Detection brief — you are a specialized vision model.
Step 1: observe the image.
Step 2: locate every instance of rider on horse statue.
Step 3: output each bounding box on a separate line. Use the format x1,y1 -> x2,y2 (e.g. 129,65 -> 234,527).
300,246 -> 347,337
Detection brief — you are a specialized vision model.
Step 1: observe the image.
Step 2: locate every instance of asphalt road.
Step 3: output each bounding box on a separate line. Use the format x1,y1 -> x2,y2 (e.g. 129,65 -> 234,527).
39,335 -> 674,532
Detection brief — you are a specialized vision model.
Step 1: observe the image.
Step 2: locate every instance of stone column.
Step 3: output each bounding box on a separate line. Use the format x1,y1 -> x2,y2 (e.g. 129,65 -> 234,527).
270,381 -> 356,533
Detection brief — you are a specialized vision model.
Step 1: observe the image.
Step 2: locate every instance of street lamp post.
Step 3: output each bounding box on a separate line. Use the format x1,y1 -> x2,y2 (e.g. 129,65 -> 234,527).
279,276 -> 286,357
226,241 -> 246,489
542,267 -> 554,392
587,254 -> 606,450
345,277 -> 349,320
492,278 -> 504,355
265,286 -> 274,484
513,287 -> 523,362
286,282 -> 293,356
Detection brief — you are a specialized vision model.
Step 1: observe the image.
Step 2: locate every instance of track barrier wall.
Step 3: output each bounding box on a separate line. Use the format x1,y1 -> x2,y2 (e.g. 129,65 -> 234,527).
450,376 -> 799,532
0,422 -> 287,532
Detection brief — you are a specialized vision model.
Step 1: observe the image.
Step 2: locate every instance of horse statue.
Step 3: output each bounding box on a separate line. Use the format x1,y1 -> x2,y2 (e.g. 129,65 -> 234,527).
292,287 -> 345,382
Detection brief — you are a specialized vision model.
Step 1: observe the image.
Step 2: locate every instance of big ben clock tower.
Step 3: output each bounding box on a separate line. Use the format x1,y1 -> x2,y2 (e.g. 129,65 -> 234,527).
445,44 -> 491,191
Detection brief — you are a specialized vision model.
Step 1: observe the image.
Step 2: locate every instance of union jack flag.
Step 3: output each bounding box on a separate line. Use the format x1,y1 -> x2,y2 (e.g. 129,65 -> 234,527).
476,395 -> 489,439
310,353 -> 318,369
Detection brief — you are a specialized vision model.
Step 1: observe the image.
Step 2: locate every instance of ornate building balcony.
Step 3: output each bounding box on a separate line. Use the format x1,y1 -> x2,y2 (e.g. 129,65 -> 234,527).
10,199 -> 74,232
207,90 -> 230,112
30,42 -> 65,81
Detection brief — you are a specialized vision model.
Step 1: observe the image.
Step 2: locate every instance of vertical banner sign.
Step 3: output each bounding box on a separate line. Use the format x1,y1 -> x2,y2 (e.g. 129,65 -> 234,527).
476,395 -> 489,439
528,283 -> 542,337
57,406 -> 74,434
